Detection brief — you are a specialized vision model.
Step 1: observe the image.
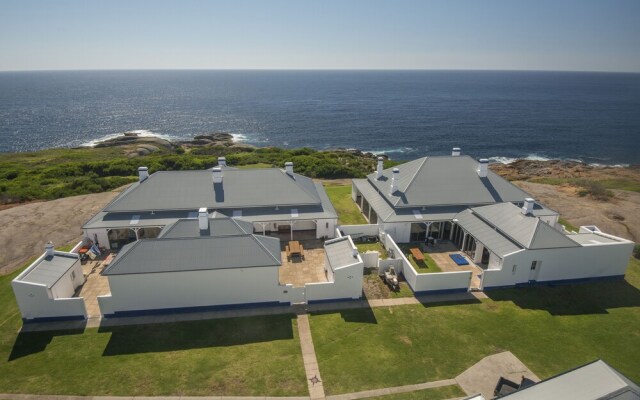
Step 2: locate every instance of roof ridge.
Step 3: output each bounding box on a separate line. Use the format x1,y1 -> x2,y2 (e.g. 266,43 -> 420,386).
229,216 -> 251,234
279,169 -> 321,204
391,157 -> 428,207
101,240 -> 142,274
251,234 -> 281,264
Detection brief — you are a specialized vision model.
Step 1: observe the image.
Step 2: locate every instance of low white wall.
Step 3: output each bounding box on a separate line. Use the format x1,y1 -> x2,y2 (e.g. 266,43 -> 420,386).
379,259 -> 402,275
339,224 -> 380,236
412,271 -> 472,293
360,251 -> 379,269
70,240 -> 85,253
102,266 -> 289,315
12,281 -> 87,320
306,262 -> 364,302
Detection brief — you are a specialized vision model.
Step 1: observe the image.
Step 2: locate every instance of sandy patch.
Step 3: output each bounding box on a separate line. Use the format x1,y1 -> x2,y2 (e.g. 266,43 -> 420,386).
514,181 -> 639,243
0,188 -> 125,275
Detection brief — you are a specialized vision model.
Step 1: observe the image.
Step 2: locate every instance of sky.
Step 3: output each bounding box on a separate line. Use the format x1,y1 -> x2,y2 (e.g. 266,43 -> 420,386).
1,0 -> 639,72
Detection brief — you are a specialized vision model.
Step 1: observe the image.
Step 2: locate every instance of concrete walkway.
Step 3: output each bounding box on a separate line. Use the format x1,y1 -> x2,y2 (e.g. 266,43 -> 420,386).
296,314 -> 325,400
455,351 -> 540,399
325,378 -> 457,400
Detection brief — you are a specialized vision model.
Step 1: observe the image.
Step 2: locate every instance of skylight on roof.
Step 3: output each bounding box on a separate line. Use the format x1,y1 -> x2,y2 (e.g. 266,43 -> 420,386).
187,212 -> 198,219
233,210 -> 242,217
130,215 -> 140,225
413,210 -> 423,220
291,209 -> 299,218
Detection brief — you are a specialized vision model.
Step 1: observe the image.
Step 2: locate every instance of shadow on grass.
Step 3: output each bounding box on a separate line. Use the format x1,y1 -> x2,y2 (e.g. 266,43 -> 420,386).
8,326 -> 86,361
485,279 -> 640,315
310,305 -> 378,324
99,313 -> 296,356
416,293 -> 482,308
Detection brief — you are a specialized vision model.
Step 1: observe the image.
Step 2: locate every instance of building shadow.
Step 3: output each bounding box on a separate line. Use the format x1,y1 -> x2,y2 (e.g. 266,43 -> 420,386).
8,325 -> 86,361
309,300 -> 378,325
484,279 -> 640,315
99,313 -> 296,356
416,293 -> 482,308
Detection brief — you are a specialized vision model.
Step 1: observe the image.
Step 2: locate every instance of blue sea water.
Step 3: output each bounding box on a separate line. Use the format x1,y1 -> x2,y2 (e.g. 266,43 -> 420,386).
0,70 -> 638,164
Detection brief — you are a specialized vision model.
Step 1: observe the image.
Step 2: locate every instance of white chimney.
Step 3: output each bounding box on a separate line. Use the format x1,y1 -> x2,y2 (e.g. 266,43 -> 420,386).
212,167 -> 223,183
389,168 -> 400,194
352,247 -> 359,258
376,157 -> 384,179
45,241 -> 55,257
477,159 -> 488,178
285,162 -> 294,176
138,166 -> 149,182
522,198 -> 535,215
198,207 -> 209,231
452,147 -> 461,157
218,157 -> 226,167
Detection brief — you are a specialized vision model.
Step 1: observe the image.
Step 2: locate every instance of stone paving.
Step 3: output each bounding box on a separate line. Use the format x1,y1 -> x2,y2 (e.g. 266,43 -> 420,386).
296,313 -> 326,400
76,260 -> 111,318
279,248 -> 328,287
455,351 -> 540,399
425,242 -> 485,289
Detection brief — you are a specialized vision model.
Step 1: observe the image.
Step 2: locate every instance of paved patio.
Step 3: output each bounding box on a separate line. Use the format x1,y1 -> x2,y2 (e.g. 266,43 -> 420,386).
75,259 -> 110,318
279,246 -> 328,287
424,241 -> 485,289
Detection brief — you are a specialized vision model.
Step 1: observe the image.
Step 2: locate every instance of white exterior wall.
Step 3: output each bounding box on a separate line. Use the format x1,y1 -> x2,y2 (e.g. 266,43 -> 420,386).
482,240 -> 634,289
540,214 -> 559,226
50,262 -> 85,299
351,182 -> 358,201
85,228 -> 110,249
99,266 -> 289,315
382,222 -> 411,243
316,219 -> 337,239
306,261 -> 364,302
360,251 -> 379,269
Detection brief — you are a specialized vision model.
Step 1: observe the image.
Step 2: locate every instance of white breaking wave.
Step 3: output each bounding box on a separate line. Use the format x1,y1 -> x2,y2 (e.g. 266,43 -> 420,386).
488,154 -> 629,167
79,129 -> 178,147
230,133 -> 248,142
363,147 -> 418,155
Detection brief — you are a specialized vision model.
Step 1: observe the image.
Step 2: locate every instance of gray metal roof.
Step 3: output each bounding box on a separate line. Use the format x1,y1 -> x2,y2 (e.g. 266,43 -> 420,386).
454,209 -> 522,257
501,360 -> 640,399
325,237 -> 358,272
471,203 -> 579,249
159,213 -> 254,239
19,253 -> 79,288
367,156 -> 531,208
102,234 -> 282,276
104,168 -> 322,212
353,179 -> 466,223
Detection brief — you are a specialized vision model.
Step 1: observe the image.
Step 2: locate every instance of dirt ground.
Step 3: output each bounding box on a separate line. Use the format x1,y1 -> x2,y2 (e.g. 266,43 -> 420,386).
514,181 -> 640,243
0,189 -> 123,275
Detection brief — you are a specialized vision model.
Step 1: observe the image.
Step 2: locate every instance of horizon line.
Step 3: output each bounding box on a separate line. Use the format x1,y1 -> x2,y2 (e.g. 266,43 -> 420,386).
1,67 -> 639,74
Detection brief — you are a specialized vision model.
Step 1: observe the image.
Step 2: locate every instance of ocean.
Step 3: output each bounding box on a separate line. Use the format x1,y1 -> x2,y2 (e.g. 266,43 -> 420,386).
0,70 -> 639,165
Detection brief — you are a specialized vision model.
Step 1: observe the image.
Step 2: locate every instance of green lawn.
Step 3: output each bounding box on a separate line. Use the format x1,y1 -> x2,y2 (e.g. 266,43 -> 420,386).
558,218 -> 579,233
367,385 -> 465,400
398,244 -> 441,273
356,242 -> 387,258
0,265 -> 306,396
310,258 -> 640,395
324,184 -> 367,225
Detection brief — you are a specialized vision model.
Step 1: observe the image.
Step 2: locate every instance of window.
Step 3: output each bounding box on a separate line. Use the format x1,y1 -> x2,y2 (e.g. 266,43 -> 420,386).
71,271 -> 76,281
530,261 -> 537,270
512,265 -> 517,274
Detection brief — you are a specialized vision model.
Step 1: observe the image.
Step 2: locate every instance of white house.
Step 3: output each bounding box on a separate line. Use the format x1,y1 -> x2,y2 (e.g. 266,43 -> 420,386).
83,158 -> 338,251
12,243 -> 87,321
352,149 -> 634,290
97,212 -> 364,316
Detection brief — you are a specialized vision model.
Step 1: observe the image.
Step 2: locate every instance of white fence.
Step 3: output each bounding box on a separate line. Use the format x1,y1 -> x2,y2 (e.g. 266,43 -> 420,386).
360,251 -> 379,269
338,224 -> 380,237
383,234 -> 471,294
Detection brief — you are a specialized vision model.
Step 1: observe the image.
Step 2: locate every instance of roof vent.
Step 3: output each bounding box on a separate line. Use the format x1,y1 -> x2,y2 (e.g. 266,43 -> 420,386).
376,157 -> 384,180
389,168 -> 400,194
198,207 -> 209,231
522,198 -> 535,215
138,166 -> 149,182
452,147 -> 461,157
45,241 -> 55,257
212,167 -> 223,184
477,159 -> 488,178
285,162 -> 294,176
218,157 -> 226,167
